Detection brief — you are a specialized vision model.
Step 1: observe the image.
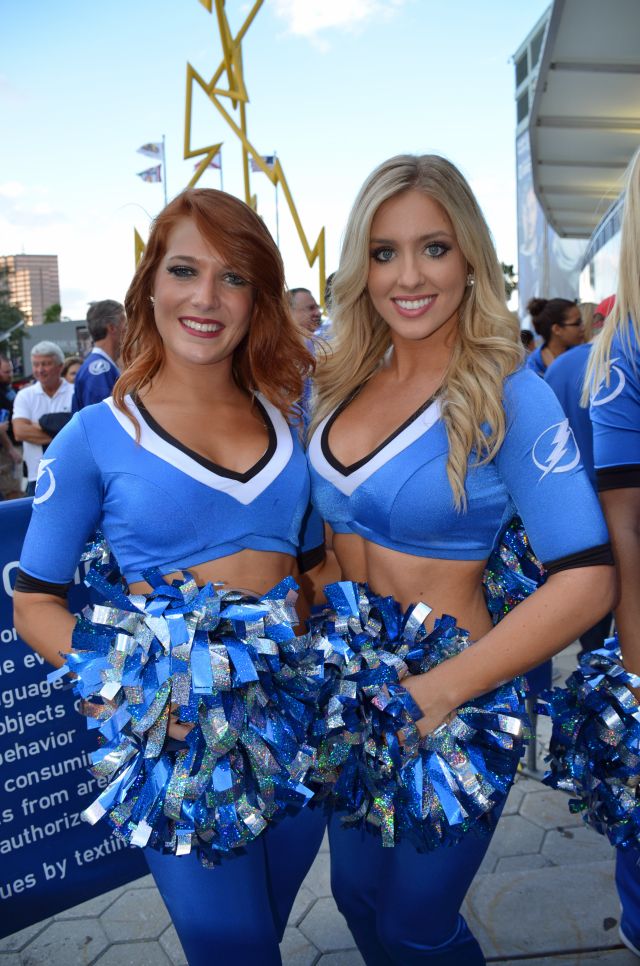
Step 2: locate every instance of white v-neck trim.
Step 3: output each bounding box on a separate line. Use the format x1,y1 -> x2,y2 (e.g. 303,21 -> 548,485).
103,393 -> 293,505
308,397 -> 442,496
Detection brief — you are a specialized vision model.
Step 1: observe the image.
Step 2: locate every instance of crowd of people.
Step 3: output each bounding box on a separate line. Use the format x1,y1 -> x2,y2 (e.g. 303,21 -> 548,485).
0,299 -> 124,499
4,146 -> 640,965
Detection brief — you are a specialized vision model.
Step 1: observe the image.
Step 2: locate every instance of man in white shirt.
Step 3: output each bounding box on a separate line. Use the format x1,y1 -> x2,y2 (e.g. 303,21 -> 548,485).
12,341 -> 74,496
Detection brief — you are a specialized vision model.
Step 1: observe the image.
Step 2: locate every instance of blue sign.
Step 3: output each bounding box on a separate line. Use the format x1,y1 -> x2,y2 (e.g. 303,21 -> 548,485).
0,499 -> 147,939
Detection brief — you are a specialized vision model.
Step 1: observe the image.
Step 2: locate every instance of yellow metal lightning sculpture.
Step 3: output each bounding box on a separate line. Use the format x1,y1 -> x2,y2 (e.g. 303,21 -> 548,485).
184,0 -> 326,302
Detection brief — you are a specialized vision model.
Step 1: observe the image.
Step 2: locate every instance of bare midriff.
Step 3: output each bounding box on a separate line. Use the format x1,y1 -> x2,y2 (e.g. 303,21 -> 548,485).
127,548 -> 306,613
333,532 -> 493,639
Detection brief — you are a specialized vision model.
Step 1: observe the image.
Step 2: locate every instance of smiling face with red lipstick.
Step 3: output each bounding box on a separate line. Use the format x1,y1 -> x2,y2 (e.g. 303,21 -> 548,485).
115,188 -> 312,422
367,189 -> 468,348
151,217 -> 255,371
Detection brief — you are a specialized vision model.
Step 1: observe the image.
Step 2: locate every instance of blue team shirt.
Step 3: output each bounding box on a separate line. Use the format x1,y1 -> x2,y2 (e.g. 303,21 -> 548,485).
72,349 -> 120,411
21,393 -> 322,585
525,346 -> 547,377
590,322 -> 640,473
308,367 -> 608,566
544,343 -> 595,485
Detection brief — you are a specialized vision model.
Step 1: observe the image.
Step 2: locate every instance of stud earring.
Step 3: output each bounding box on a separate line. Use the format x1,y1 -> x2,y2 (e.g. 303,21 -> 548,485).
466,273 -> 475,287
149,296 -> 155,305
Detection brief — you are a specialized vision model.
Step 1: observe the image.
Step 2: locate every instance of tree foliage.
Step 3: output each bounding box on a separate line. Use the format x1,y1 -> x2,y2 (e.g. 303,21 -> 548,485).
0,266 -> 25,357
43,303 -> 62,324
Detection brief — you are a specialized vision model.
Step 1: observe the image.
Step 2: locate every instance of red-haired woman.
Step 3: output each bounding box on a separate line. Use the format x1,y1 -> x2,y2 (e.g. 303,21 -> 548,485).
13,189 -> 327,965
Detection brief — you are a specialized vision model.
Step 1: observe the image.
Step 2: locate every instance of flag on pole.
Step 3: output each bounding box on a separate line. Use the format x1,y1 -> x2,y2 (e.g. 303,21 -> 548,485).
194,150 -> 221,171
137,142 -> 163,158
137,165 -> 162,183
250,155 -> 275,173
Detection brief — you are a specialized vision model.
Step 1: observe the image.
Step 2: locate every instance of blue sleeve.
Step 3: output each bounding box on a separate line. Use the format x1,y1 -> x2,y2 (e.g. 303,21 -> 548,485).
590,327 -> 640,471
73,362 -> 118,411
19,413 -> 103,583
544,347 -> 596,487
494,368 -> 609,565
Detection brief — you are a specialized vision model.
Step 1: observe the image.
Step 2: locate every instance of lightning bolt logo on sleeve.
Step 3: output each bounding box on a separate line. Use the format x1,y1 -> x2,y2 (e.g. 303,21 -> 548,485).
532,419 -> 580,480
33,458 -> 57,505
590,358 -> 626,407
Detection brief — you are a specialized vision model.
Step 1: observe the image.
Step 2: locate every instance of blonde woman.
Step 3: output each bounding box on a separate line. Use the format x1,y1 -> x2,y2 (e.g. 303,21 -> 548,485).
307,154 -> 615,964
578,146 -> 640,957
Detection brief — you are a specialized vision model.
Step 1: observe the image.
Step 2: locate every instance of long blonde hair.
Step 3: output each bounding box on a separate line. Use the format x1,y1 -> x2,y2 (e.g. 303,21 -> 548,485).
584,147 -> 640,403
312,154 -> 523,509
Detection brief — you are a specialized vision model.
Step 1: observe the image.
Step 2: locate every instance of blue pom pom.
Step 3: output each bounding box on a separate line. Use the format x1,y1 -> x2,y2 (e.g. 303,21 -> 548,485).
483,515 -> 546,624
57,572 -> 321,864
541,637 -> 640,849
309,582 -> 528,850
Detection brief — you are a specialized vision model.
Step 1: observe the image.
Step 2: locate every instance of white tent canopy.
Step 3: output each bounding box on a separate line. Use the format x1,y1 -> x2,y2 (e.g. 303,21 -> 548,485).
529,0 -> 640,238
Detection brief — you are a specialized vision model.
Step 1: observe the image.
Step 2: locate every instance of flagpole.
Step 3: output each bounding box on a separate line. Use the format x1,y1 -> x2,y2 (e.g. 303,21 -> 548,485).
274,151 -> 280,248
219,147 -> 224,192
162,134 -> 168,207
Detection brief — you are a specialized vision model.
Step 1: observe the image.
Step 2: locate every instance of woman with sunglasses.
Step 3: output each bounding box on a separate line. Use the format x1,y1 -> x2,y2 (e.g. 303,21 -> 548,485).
526,297 -> 585,376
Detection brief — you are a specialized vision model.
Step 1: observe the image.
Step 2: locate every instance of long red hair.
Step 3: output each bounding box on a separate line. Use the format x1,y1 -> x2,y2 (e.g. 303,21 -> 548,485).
114,189 -> 313,420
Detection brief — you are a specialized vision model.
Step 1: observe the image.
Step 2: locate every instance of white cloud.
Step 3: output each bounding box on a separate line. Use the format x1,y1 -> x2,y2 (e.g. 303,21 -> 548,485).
0,182 -> 68,228
0,196 -> 139,320
272,0 -> 405,38
0,197 -> 68,228
0,181 -> 27,199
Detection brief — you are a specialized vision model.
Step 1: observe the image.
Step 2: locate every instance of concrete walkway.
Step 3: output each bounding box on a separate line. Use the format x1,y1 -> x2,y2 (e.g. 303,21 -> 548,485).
1,644 -> 638,965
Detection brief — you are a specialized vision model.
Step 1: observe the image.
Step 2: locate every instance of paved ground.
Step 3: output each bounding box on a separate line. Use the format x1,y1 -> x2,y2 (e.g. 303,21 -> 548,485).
1,644 -> 638,965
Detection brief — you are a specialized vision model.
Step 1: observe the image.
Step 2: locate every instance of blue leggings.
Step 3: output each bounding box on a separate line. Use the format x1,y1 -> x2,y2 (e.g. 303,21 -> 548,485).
617,845 -> 640,946
145,806 -> 326,966
329,812 -> 503,965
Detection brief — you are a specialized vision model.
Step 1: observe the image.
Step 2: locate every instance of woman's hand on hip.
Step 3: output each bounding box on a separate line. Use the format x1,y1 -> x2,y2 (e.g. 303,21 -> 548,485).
401,671 -> 456,738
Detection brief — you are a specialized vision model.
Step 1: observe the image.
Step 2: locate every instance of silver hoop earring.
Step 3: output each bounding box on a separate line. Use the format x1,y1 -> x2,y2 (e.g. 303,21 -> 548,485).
466,273 -> 475,287
149,296 -> 155,305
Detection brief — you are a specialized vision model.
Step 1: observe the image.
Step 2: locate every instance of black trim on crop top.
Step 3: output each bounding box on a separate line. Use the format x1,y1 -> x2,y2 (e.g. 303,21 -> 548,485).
298,543 -> 325,573
544,543 -> 614,577
134,395 -> 277,483
596,464 -> 640,492
321,390 -> 439,477
14,569 -> 71,598
15,539 -> 324,596
15,542 -> 608,597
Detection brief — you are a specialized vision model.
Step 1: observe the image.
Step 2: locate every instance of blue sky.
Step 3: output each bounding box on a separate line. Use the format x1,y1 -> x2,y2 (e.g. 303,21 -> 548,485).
1,0 -> 549,320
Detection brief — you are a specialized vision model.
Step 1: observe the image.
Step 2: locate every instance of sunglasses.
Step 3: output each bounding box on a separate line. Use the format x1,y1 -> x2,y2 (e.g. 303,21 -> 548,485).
561,319 -> 584,328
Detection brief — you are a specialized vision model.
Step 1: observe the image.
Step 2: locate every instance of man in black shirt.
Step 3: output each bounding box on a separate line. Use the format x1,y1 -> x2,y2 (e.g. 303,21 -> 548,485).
0,353 -> 22,498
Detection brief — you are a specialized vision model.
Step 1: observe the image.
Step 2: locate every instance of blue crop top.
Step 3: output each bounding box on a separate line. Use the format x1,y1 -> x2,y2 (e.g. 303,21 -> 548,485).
19,393 -> 323,587
591,322 -> 640,491
308,367 -> 609,568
